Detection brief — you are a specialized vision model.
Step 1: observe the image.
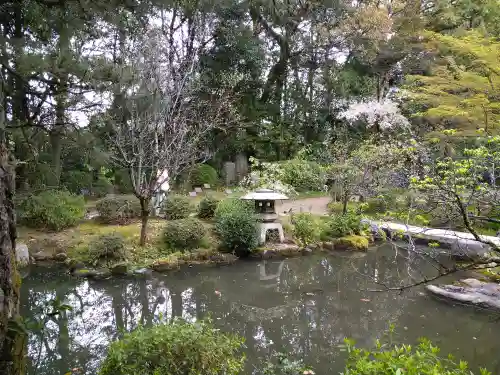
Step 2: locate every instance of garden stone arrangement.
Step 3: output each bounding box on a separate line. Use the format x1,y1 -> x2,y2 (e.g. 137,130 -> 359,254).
427,279 -> 500,311
16,188 -> 377,281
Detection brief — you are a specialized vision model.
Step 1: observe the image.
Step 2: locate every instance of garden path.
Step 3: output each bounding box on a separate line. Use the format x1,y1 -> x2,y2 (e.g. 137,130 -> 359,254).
277,197 -> 330,216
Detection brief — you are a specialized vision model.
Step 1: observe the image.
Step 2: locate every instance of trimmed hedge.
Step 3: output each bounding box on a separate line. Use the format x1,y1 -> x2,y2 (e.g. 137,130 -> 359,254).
163,218 -> 206,250
96,195 -> 141,224
17,190 -> 85,231
89,232 -> 126,265
198,195 -> 220,219
162,194 -> 192,220
214,199 -> 258,257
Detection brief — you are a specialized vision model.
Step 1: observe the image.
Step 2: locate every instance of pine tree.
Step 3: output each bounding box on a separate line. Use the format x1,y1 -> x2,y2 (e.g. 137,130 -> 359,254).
406,30 -> 500,135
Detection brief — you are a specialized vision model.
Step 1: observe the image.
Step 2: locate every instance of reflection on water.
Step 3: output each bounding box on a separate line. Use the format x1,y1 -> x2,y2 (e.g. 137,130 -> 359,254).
21,244 -> 500,375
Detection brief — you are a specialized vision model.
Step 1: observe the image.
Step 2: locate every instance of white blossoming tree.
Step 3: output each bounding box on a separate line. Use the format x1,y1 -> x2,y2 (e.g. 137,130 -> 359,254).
340,99 -> 410,131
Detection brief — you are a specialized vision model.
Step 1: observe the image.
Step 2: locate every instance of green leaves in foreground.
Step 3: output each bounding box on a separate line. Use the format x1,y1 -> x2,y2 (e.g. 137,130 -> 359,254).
100,319 -> 245,375
342,337 -> 490,375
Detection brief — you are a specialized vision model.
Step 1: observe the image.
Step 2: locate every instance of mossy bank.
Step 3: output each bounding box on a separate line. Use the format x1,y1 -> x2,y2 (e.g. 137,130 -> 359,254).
18,217 -> 374,279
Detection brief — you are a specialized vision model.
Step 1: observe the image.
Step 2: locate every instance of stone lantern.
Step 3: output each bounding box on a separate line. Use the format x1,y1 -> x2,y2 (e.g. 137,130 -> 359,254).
241,188 -> 289,244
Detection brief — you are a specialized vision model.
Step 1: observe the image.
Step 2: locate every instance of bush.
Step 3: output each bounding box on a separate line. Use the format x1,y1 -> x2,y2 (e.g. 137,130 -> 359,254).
162,194 -> 192,220
364,197 -> 389,214
163,218 -> 206,250
291,213 -> 321,246
198,195 -> 220,219
96,195 -> 141,224
100,319 -> 245,375
17,190 -> 85,231
324,210 -> 364,238
262,352 -> 313,375
189,164 -> 218,188
214,199 -> 258,257
363,191 -> 412,215
280,159 -> 326,192
344,337 -> 490,375
89,233 -> 126,266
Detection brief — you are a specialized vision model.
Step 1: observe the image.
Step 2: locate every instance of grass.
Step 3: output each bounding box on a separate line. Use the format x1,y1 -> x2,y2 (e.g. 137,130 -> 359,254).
17,218 -> 220,268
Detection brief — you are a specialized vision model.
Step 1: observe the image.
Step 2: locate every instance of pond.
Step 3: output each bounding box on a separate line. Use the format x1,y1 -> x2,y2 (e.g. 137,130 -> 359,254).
21,243 -> 500,375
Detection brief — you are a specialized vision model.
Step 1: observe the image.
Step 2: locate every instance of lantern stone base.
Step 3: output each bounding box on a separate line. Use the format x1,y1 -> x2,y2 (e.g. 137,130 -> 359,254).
258,222 -> 285,245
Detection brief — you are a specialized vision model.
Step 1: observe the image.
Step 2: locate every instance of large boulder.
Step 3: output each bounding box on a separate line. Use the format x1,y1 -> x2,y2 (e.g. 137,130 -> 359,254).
426,278 -> 500,310
54,252 -> 68,262
32,251 -> 52,261
15,243 -> 30,267
361,219 -> 387,240
133,268 -> 153,277
209,253 -> 238,265
151,259 -> 180,272
110,262 -> 129,275
73,268 -> 111,279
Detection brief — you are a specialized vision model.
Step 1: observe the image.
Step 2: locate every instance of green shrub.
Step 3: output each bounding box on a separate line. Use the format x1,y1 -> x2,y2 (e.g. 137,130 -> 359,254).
163,218 -> 206,250
280,159 -> 326,192
17,190 -> 85,231
291,213 -> 321,246
214,199 -> 258,257
363,191 -> 413,215
382,209 -> 430,227
189,164 -> 218,188
344,337 -> 490,375
162,194 -> 192,220
262,352 -> 313,375
96,195 -> 141,224
324,210 -> 364,238
198,195 -> 220,219
364,197 -> 388,214
100,319 -> 245,375
89,233 -> 126,266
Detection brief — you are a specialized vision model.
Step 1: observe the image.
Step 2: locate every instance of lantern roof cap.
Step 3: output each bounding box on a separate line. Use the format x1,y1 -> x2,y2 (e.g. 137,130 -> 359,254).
241,188 -> 289,201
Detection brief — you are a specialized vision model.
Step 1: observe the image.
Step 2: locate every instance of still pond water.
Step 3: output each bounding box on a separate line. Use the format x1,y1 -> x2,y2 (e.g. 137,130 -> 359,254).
21,244 -> 500,375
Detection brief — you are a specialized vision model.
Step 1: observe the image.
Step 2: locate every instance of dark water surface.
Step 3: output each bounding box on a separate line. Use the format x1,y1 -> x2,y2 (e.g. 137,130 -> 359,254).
21,244 -> 500,375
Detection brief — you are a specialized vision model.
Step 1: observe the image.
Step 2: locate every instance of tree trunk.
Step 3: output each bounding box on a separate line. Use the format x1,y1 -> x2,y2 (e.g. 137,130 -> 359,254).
0,124 -> 23,375
342,191 -> 350,215
49,130 -> 62,187
50,12 -> 70,188
139,197 -> 150,246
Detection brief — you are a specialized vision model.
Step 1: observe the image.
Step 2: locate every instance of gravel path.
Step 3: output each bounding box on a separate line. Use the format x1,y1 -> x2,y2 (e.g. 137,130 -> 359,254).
85,196 -> 332,219
277,197 -> 331,216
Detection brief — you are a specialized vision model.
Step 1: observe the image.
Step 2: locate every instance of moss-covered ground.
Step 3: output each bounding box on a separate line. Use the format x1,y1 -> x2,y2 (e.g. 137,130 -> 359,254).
18,218 -> 219,268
